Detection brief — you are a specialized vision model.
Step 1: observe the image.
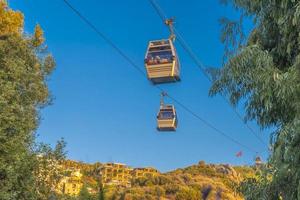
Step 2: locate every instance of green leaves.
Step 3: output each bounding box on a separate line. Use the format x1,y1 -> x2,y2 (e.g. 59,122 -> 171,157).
0,3 -> 56,200
211,0 -> 300,199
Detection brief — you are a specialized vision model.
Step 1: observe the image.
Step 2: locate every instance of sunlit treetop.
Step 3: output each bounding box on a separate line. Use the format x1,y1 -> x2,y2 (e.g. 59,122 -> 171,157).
0,1 -> 23,36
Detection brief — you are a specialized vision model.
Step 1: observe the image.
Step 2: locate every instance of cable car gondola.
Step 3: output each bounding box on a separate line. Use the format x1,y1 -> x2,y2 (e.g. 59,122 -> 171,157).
255,156 -> 262,166
157,92 -> 178,131
145,19 -> 180,84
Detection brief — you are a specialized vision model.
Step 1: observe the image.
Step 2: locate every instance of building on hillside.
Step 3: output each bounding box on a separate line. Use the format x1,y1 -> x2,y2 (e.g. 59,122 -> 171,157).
57,169 -> 83,196
99,163 -> 132,188
63,160 -> 95,172
131,167 -> 159,179
63,160 -> 80,169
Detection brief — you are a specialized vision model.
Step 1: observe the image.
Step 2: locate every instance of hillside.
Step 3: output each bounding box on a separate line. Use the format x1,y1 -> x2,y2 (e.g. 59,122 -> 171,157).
57,160 -> 256,200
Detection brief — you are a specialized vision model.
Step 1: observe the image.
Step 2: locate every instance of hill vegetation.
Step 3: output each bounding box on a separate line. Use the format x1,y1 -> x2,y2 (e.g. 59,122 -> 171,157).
58,160 -> 256,200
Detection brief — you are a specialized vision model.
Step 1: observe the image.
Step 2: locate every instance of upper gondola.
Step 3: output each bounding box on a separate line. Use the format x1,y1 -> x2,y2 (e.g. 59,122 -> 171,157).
144,18 -> 180,84
145,39 -> 180,84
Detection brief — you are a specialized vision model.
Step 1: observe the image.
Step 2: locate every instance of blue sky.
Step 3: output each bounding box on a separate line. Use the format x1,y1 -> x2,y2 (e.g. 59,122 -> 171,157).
10,0 -> 271,172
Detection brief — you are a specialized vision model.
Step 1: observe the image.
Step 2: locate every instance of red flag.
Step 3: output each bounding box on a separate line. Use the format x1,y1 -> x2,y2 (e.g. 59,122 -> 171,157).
236,151 -> 243,157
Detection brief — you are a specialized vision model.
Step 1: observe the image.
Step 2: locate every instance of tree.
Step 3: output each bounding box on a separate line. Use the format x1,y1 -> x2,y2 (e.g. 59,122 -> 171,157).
98,186 -> 106,200
0,1 -> 56,199
78,185 -> 94,200
210,0 -> 300,199
0,1 -> 23,36
35,139 -> 67,200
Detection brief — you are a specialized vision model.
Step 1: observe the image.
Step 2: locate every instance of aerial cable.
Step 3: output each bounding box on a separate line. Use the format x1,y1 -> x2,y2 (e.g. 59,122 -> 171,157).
176,31 -> 269,147
166,94 -> 257,153
62,0 -> 145,77
61,0 -> 259,153
148,0 -> 167,23
148,0 -> 268,147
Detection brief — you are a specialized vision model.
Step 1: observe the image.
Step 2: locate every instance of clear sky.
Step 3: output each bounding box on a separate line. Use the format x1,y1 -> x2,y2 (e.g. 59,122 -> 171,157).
10,0 -> 271,172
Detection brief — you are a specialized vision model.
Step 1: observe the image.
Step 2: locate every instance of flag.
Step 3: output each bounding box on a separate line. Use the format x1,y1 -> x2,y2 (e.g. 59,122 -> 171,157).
236,151 -> 243,157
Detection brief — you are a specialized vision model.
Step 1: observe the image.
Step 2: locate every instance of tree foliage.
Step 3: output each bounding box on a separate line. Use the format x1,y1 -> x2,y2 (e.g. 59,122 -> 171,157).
0,1 -> 23,36
210,0 -> 300,199
0,1 -> 58,199
35,139 -> 67,200
77,185 -> 94,200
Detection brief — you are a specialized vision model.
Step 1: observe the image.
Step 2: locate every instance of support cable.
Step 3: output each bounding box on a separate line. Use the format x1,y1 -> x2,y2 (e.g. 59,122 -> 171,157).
148,0 -> 268,147
61,0 -> 259,153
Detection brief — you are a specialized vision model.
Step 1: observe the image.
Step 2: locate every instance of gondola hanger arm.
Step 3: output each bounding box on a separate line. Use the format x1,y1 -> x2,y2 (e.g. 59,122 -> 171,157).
165,18 -> 176,41
160,92 -> 168,107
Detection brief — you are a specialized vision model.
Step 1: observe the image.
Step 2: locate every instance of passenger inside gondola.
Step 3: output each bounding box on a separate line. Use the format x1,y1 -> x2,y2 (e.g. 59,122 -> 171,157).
146,51 -> 173,65
147,55 -> 155,65
158,109 -> 174,119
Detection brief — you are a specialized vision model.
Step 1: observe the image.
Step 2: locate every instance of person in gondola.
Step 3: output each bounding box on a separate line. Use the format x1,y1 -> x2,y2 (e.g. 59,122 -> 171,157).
155,55 -> 161,64
147,55 -> 154,65
160,53 -> 169,64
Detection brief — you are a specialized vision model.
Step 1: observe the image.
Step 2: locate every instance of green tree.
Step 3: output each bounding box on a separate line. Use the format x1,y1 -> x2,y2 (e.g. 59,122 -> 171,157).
210,0 -> 300,199
98,186 -> 106,200
78,185 -> 94,200
35,139 -> 67,200
0,1 -> 56,200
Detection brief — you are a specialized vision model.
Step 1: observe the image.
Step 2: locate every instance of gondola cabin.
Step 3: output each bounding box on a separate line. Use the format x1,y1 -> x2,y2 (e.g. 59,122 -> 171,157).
145,39 -> 180,84
255,156 -> 263,166
157,105 -> 177,131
